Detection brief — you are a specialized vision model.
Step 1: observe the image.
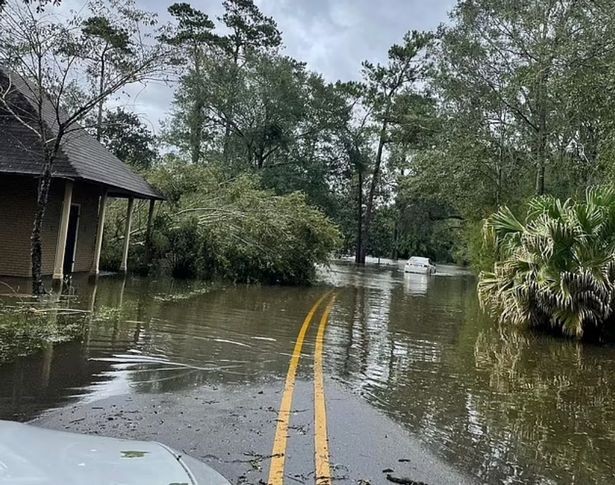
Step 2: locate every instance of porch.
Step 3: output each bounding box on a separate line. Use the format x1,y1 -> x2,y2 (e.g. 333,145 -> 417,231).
0,174 -> 159,281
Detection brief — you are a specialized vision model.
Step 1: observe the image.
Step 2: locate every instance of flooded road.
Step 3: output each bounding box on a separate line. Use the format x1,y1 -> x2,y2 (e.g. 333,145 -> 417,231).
2,262 -> 615,483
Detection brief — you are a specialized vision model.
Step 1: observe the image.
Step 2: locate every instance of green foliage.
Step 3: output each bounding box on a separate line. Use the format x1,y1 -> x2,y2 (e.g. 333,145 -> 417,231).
166,49 -> 350,174
164,3 -> 216,48
478,187 -> 615,338
387,0 -> 615,266
353,30 -> 433,263
162,3 -> 445,265
100,108 -> 158,169
364,202 -> 461,263
0,303 -> 85,364
460,220 -> 495,272
82,15 -> 132,54
220,0 -> 281,58
163,0 -> 284,166
77,0 -> 163,139
102,163 -> 341,284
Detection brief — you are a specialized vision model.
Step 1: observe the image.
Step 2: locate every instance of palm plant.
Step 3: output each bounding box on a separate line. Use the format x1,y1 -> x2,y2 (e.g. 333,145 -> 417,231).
478,187 -> 615,338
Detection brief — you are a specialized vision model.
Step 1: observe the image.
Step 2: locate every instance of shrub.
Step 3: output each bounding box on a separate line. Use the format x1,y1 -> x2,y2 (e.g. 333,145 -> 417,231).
101,164 -> 341,284
478,187 -> 615,339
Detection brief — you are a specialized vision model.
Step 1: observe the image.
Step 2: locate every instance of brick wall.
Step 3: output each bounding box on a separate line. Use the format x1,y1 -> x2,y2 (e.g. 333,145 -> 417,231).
0,175 -> 101,277
0,175 -> 33,277
41,180 -> 63,276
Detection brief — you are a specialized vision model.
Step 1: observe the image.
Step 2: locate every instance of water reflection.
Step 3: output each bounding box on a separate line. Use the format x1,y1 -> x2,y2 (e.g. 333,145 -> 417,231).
0,276 -> 329,419
1,265 -> 615,483
324,267 -> 615,484
402,273 -> 432,295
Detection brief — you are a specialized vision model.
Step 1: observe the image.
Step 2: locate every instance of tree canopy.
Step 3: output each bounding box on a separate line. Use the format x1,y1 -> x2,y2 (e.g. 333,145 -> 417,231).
5,0 -> 615,287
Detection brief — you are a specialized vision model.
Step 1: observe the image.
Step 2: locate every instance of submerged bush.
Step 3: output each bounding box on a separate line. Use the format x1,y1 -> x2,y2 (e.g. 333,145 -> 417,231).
0,304 -> 86,364
102,164 -> 341,284
478,187 -> 615,339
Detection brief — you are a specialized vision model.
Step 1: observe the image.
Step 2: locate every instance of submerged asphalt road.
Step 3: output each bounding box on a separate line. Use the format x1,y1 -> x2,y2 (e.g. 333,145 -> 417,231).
31,288 -> 472,485
32,380 -> 471,484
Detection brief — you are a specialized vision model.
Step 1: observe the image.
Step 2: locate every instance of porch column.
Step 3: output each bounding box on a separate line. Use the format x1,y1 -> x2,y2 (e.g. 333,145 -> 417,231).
90,190 -> 108,275
145,199 -> 155,264
119,196 -> 135,273
52,180 -> 74,281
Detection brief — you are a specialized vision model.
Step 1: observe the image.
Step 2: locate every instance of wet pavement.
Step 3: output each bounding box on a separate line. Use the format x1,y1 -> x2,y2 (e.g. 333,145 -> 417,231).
30,381 -> 469,484
2,262 -> 615,483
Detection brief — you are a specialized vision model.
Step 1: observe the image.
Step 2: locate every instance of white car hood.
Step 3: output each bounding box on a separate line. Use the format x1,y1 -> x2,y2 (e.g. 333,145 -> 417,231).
0,420 -> 223,485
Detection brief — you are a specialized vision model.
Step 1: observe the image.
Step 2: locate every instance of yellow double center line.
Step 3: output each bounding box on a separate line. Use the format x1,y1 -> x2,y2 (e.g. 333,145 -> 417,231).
314,296 -> 336,485
268,292 -> 336,485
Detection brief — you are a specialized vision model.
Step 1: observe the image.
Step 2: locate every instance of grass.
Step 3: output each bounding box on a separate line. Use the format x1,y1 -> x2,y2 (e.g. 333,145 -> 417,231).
0,302 -> 87,364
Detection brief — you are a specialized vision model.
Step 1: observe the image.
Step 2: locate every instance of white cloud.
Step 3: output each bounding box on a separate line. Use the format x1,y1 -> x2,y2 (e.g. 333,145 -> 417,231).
258,0 -> 455,82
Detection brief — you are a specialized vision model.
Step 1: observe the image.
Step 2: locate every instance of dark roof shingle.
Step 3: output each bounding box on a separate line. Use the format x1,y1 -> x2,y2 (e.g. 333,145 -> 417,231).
0,69 -> 162,200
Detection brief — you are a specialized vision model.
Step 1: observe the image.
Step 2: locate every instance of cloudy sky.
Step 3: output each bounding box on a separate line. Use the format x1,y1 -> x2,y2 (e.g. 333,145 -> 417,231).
85,0 -> 457,132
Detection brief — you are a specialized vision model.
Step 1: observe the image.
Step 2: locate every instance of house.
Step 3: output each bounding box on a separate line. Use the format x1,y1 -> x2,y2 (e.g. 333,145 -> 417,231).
0,69 -> 162,280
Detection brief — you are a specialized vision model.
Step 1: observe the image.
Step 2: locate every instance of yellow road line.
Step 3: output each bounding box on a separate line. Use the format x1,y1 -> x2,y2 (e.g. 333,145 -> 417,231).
268,291 -> 332,485
314,295 -> 336,485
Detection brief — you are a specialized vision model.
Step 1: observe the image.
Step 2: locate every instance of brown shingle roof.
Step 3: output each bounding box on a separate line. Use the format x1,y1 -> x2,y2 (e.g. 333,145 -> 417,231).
0,68 -> 162,200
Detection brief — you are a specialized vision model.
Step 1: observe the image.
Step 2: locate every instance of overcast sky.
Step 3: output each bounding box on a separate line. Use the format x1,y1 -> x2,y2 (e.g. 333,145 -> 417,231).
103,0 -> 456,132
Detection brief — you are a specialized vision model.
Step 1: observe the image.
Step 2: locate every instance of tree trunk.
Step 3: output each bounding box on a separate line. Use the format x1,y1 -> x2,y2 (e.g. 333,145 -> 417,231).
496,162 -> 502,207
355,168 -> 363,264
190,97 -> 204,164
222,116 -> 233,162
95,54 -> 107,142
190,45 -> 203,165
534,64 -> 548,196
31,169 -> 53,295
535,101 -> 547,195
392,217 -> 399,260
359,118 -> 388,264
535,158 -> 545,195
31,127 -> 63,295
496,110 -> 504,206
144,199 -> 155,266
222,46 -> 241,163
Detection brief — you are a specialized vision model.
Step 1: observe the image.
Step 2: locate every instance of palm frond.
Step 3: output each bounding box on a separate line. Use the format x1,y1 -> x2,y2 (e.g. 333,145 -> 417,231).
478,186 -> 615,339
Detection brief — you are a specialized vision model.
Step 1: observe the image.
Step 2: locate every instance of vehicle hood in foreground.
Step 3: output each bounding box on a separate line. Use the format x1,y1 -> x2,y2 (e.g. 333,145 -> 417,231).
0,420 -> 228,485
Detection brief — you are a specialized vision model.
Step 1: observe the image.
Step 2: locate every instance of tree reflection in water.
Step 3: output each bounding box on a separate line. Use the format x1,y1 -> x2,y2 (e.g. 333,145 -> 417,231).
473,325 -> 615,484
326,269 -> 615,484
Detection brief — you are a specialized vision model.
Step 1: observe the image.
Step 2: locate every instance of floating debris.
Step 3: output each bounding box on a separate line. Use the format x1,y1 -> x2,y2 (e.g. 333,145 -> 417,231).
386,475 -> 428,485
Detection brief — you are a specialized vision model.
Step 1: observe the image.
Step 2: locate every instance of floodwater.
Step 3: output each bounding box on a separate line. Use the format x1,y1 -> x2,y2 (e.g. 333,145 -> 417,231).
1,262 -> 615,484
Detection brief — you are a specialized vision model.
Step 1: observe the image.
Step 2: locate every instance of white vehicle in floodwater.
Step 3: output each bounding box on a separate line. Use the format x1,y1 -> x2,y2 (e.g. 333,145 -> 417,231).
404,256 -> 436,275
0,420 -> 230,485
